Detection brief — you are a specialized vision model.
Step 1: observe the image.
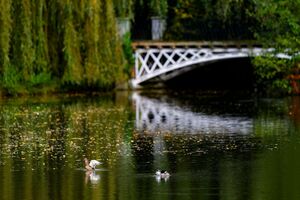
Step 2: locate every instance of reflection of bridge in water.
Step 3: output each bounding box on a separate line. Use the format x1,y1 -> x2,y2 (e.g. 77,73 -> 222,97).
133,93 -> 253,135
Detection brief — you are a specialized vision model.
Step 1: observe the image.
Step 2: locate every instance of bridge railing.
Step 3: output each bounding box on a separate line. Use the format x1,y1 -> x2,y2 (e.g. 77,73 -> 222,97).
130,41 -> 291,88
131,41 -> 262,50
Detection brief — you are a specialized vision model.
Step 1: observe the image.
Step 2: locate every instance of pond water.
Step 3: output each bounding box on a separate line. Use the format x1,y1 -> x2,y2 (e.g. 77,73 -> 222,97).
0,91 -> 300,200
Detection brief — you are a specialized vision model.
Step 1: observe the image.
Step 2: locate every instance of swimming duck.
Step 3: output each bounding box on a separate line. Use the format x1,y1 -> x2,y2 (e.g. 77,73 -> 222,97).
155,170 -> 170,178
84,158 -> 102,171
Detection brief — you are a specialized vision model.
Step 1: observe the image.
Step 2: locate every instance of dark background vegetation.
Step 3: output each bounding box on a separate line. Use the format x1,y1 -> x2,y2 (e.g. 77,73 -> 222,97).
0,0 -> 299,95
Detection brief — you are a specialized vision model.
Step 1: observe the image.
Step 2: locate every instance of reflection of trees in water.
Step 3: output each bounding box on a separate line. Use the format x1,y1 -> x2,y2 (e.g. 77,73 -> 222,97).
164,135 -> 263,156
0,94 -> 298,199
129,132 -> 261,199
132,133 -> 263,164
47,106 -> 67,170
289,97 -> 300,130
0,97 -> 133,199
131,135 -> 154,172
254,98 -> 294,137
0,99 -> 131,166
132,132 -> 258,155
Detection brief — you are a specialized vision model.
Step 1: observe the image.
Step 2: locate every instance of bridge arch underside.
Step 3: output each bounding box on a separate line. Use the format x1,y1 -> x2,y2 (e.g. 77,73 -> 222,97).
139,57 -> 255,90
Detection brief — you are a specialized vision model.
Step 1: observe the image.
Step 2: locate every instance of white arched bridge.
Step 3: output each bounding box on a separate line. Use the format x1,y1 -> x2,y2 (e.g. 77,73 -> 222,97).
130,41 -> 291,88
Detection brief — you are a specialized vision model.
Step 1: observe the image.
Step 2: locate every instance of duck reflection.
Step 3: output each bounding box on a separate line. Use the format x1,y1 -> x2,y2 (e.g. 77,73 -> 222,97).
155,174 -> 169,183
85,170 -> 100,184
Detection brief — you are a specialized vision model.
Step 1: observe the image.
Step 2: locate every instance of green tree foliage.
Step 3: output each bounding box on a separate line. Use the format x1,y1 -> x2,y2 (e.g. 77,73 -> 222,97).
150,0 -> 168,17
0,0 -> 124,94
122,33 -> 134,77
0,0 -> 12,77
164,0 -> 300,94
60,0 -> 84,85
253,55 -> 293,93
251,0 -> 300,93
253,0 -> 300,50
165,0 -> 255,40
113,0 -> 133,18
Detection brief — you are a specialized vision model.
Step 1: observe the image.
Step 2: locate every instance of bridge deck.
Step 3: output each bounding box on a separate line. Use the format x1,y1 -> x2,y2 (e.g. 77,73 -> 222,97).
132,41 -> 262,49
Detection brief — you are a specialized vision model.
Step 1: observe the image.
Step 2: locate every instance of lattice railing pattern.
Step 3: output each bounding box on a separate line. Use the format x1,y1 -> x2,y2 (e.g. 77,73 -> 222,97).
134,48 -> 255,83
136,48 -> 208,77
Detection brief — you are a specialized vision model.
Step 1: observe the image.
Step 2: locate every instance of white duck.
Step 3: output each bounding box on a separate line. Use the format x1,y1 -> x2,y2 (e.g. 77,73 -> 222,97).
155,170 -> 170,178
84,158 -> 102,171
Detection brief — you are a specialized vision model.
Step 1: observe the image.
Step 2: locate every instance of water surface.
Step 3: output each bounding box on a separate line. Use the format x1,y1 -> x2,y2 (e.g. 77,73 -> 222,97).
0,92 -> 299,200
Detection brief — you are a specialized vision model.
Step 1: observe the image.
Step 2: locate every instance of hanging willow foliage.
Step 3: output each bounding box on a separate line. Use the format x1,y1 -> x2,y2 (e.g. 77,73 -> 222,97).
0,0 -> 124,94
60,0 -> 84,85
83,0 -> 102,86
0,0 -> 12,75
98,0 -> 124,87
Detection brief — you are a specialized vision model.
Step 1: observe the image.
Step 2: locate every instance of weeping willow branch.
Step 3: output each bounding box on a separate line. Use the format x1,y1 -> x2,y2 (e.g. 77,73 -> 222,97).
0,0 -> 125,94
